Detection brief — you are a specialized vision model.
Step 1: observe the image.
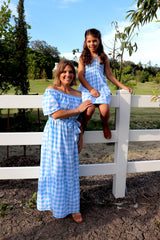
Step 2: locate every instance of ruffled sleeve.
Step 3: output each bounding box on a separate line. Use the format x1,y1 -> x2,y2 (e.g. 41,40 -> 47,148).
42,89 -> 61,116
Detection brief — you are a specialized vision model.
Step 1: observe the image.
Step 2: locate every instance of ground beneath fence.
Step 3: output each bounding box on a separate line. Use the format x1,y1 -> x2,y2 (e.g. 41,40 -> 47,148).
0,142 -> 160,240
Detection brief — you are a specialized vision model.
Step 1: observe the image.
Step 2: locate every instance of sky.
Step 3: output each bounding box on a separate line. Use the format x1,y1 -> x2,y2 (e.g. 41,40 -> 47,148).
1,0 -> 160,66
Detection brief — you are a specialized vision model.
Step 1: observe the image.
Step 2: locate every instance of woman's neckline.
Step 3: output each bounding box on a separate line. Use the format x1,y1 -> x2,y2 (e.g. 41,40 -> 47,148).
46,88 -> 81,98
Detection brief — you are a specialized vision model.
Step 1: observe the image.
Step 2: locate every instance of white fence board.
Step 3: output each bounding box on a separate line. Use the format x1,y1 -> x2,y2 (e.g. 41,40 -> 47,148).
0,95 -> 159,109
83,130 -> 117,143
128,160 -> 160,173
1,129 -> 159,146
0,95 -> 43,108
1,160 -> 160,180
0,166 -> 40,179
79,163 -> 116,176
0,129 -> 159,146
0,95 -> 119,108
129,129 -> 160,141
0,132 -> 43,145
131,95 -> 160,108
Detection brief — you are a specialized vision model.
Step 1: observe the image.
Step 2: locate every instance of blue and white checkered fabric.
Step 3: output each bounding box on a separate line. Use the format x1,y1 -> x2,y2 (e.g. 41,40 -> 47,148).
79,56 -> 111,104
37,89 -> 82,218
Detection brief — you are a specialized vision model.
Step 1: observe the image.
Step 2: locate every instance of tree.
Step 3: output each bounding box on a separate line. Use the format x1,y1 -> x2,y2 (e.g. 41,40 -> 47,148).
105,22 -> 138,83
14,0 -> 29,94
125,1 -> 160,102
0,0 -> 16,94
0,0 -> 14,39
125,0 -> 160,34
30,40 -> 60,60
29,40 -> 60,79
72,48 -> 80,63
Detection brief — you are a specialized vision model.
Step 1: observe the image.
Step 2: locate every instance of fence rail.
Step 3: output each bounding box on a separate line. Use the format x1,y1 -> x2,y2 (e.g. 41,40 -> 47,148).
0,90 -> 160,198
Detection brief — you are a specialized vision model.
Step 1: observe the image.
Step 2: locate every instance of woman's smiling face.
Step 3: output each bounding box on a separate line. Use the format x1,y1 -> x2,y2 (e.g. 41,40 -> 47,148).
59,65 -> 75,86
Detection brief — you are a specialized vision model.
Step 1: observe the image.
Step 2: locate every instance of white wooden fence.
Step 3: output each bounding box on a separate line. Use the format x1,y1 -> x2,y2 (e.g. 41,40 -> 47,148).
0,90 -> 160,198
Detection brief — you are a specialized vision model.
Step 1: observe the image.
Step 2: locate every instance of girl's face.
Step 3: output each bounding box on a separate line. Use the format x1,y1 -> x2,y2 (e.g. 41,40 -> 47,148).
86,34 -> 100,54
59,65 -> 75,86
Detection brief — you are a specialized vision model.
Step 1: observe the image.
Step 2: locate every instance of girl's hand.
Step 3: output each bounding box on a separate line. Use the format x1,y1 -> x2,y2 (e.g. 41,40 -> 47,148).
77,100 -> 93,113
123,86 -> 133,94
90,88 -> 100,97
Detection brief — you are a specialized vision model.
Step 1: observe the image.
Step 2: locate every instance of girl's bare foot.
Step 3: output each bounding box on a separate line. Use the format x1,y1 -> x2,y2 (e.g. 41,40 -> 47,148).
103,123 -> 111,139
72,213 -> 83,223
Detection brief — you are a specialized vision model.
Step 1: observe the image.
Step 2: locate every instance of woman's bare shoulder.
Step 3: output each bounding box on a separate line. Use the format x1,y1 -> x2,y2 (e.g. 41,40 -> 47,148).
47,85 -> 54,89
47,85 -> 59,90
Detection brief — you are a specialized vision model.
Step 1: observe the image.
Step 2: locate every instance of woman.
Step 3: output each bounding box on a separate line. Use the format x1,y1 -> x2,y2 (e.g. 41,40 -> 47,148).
37,60 -> 92,223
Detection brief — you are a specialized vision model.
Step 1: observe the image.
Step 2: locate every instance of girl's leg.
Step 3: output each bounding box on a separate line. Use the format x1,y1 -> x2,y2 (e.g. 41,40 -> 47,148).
82,105 -> 95,132
98,104 -> 111,139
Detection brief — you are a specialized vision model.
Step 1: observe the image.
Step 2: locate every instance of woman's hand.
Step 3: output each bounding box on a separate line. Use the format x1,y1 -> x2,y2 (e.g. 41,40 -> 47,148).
77,100 -> 93,113
90,88 -> 100,97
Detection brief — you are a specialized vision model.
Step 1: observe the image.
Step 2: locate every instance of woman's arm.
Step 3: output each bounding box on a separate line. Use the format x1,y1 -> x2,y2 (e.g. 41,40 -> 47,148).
104,55 -> 133,93
51,100 -> 93,119
78,58 -> 100,97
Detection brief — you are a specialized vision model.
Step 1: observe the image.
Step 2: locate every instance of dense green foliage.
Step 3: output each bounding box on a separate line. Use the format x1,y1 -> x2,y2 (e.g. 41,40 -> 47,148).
109,60 -> 160,85
0,1 -> 61,94
0,0 -> 16,94
28,40 -> 60,80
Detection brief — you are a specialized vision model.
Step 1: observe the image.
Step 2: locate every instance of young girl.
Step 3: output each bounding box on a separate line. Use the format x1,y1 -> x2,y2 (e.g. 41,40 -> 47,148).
37,60 -> 92,223
78,28 -> 132,139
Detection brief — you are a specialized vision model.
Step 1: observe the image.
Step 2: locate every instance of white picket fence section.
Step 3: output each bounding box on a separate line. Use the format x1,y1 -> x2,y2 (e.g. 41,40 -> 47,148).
0,90 -> 160,198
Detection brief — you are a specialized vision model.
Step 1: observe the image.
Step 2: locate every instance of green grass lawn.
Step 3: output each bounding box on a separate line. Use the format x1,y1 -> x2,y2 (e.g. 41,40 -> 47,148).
32,80 -> 158,95
1,80 -> 160,132
5,79 -> 160,96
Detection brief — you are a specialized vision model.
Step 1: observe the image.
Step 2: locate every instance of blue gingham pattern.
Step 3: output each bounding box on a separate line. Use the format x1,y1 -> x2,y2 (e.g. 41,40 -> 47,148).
37,89 -> 82,218
79,56 -> 111,104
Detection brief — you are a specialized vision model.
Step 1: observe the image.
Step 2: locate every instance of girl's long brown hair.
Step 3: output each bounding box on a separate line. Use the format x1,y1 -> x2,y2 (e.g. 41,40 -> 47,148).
54,60 -> 76,86
80,28 -> 106,65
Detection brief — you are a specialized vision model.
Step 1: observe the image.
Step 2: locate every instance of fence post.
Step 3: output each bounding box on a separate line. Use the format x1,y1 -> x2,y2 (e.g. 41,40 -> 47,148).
112,90 -> 131,198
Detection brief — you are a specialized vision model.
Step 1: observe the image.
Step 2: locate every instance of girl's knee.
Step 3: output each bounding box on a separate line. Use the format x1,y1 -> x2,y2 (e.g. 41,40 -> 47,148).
99,107 -> 110,121
99,104 -> 110,117
87,105 -> 95,115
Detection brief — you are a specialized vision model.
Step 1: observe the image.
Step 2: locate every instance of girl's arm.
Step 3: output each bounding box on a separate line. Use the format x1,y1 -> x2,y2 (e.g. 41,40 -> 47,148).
78,57 -> 100,97
51,100 -> 93,119
104,55 -> 133,93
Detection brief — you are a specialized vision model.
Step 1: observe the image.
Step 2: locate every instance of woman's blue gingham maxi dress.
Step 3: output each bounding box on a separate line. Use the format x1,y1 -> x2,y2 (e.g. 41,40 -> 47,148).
37,89 -> 82,218
79,55 -> 111,104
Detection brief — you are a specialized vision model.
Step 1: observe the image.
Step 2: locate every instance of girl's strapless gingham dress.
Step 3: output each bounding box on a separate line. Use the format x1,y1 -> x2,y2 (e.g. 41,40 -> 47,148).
37,89 -> 82,218
79,55 -> 111,104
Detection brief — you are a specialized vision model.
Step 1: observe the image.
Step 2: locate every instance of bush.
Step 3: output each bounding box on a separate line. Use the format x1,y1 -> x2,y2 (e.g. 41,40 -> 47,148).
153,72 -> 160,84
135,70 -> 150,83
